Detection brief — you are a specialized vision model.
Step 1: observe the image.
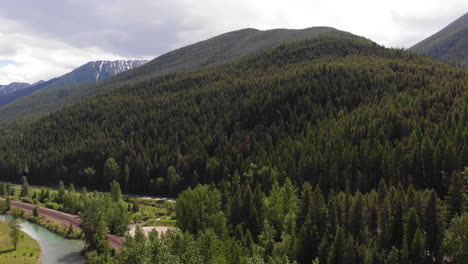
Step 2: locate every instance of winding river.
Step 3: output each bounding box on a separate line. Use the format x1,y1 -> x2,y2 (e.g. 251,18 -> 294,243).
0,215 -> 86,264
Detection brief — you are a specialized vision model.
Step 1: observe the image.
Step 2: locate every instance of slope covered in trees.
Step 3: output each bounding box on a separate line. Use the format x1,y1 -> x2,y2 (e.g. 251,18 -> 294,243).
0,27 -> 352,124
116,179 -> 464,264
0,35 -> 465,199
0,34 -> 467,264
411,12 -> 468,68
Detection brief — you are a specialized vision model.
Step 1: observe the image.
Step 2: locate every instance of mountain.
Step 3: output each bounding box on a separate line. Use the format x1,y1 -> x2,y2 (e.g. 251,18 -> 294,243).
37,60 -> 148,91
0,60 -> 147,109
411,12 -> 468,67
0,78 -> 58,108
106,27 -> 355,83
0,27 -> 353,123
0,82 -> 31,94
0,34 -> 465,198
0,31 -> 466,264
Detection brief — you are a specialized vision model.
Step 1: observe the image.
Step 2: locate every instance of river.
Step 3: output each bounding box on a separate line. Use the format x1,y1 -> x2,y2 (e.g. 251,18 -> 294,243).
0,215 -> 86,264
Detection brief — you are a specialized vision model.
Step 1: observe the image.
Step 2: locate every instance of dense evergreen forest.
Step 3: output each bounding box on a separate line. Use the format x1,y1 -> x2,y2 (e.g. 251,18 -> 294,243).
0,35 -> 466,263
0,36 -> 465,196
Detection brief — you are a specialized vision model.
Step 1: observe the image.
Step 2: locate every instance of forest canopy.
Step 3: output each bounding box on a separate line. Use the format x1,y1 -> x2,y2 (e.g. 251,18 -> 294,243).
0,35 -> 467,264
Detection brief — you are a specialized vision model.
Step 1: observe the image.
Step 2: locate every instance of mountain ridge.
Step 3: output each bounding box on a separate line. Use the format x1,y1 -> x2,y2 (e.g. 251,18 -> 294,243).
410,12 -> 468,67
0,27 -> 356,123
0,82 -> 31,94
105,26 -> 356,84
0,60 -> 147,108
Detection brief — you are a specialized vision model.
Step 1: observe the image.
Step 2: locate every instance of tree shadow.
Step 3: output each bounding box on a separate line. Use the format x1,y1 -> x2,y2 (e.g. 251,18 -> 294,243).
57,251 -> 85,263
0,248 -> 14,254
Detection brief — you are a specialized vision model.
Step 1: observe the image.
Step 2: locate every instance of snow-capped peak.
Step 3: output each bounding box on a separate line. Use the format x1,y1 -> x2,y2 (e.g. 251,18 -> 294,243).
0,82 -> 31,94
88,60 -> 147,82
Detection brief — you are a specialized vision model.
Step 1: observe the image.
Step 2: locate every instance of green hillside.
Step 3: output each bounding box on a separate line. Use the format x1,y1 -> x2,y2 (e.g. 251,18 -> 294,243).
0,34 -> 467,264
105,27 -> 354,83
0,35 -> 465,196
411,12 -> 468,67
0,27 -> 352,124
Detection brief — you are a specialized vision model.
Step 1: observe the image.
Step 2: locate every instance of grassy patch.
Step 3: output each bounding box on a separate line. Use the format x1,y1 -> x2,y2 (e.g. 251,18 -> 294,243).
0,220 -> 41,264
143,219 -> 177,227
126,198 -> 177,226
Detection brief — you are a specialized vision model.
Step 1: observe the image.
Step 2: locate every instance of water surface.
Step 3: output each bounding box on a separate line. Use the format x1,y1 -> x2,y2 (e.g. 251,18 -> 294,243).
0,214 -> 86,264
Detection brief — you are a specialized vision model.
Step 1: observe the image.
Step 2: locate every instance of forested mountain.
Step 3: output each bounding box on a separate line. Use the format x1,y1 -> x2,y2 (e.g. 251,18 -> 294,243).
104,27 -> 353,83
0,34 -> 465,196
0,33 -> 467,264
0,60 -> 146,116
0,27 -> 351,124
411,12 -> 468,67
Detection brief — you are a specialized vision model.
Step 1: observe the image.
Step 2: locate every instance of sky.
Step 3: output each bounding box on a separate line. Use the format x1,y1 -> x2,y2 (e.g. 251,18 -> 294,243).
0,0 -> 466,84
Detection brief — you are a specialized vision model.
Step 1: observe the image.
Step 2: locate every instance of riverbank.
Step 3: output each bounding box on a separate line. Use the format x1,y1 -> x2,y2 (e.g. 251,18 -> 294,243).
0,215 -> 86,264
0,219 -> 41,264
0,198 -> 82,239
17,210 -> 82,239
0,198 -> 124,249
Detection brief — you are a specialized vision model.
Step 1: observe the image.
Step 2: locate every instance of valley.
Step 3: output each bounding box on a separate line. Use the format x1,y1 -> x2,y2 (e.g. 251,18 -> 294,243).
0,6 -> 466,264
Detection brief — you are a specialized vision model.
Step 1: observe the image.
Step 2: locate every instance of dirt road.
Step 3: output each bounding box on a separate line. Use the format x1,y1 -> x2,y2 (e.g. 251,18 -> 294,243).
0,198 -> 124,249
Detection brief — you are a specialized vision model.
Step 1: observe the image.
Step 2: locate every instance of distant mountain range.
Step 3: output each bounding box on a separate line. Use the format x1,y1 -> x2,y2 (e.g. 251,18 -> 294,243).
0,27 -> 354,123
39,60 -> 148,91
411,12 -> 468,67
0,82 -> 32,94
0,60 -> 146,108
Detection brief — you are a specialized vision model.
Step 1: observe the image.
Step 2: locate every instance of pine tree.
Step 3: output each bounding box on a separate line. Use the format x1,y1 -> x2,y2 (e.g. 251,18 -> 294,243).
297,182 -> 312,227
404,207 -> 419,244
348,192 -> 363,239
122,164 -> 130,189
6,196 -> 11,211
104,157 -> 120,189
446,170 -> 466,218
252,183 -> 265,237
20,176 -> 30,197
110,180 -> 122,202
410,229 -> 425,264
0,182 -> 4,196
57,180 -> 66,204
8,214 -> 21,250
132,200 -> 139,213
327,227 -> 345,264
33,205 -> 40,217
390,196 -> 404,248
424,190 -> 443,262
443,213 -> 468,263
421,136 -> 433,188
230,188 -> 243,227
244,230 -> 255,257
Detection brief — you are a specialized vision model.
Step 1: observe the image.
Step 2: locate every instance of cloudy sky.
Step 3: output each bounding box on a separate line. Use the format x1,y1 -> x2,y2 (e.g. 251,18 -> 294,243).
0,0 -> 466,84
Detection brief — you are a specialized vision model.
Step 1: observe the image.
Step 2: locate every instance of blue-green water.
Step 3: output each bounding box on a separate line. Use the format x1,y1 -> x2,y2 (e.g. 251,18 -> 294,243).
0,215 -> 86,264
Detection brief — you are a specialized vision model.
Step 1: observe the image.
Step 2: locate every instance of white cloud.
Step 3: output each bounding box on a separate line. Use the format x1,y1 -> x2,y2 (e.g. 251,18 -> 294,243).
0,0 -> 466,84
0,17 -> 128,84
174,0 -> 467,49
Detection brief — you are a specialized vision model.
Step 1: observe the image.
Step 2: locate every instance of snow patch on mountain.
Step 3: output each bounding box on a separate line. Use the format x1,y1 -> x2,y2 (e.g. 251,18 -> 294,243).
0,82 -> 31,94
89,60 -> 147,82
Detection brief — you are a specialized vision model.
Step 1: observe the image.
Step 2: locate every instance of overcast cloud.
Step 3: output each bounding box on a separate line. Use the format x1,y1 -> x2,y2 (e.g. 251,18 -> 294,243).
0,0 -> 466,84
